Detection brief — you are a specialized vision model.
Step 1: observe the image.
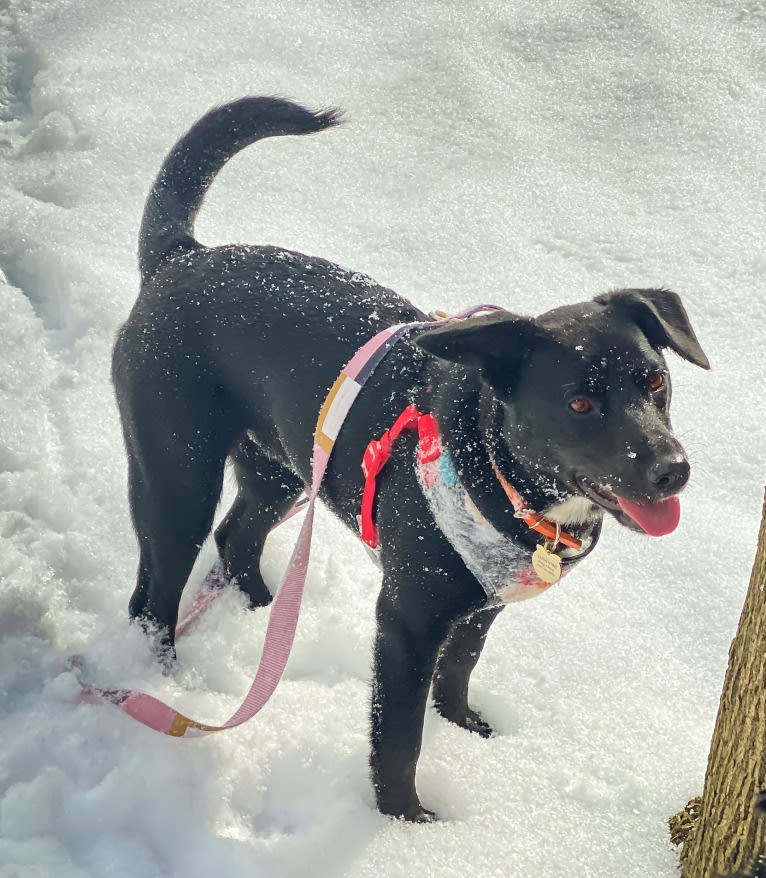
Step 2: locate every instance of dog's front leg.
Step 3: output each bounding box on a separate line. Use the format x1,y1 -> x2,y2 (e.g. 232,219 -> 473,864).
432,606 -> 503,737
370,576 -> 454,822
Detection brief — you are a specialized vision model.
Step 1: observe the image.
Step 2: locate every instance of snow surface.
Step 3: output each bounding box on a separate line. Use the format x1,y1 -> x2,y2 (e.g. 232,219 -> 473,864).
0,1 -> 764,876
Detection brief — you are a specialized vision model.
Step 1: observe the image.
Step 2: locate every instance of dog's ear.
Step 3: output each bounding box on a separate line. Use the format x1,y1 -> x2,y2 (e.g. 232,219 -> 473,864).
596,288 -> 711,369
415,311 -> 541,392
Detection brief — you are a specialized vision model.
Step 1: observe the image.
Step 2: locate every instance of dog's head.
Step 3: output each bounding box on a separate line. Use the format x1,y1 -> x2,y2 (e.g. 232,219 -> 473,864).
416,289 -> 710,536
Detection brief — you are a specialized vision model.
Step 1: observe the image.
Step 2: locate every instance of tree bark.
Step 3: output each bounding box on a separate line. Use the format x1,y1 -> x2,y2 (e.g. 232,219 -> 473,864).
677,488 -> 766,877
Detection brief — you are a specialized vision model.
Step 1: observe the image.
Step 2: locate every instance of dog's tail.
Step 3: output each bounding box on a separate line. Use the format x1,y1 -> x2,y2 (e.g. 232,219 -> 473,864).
138,96 -> 343,281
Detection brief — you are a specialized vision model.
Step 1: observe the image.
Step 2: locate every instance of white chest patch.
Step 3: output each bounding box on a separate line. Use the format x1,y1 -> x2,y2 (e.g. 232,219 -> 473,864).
543,495 -> 599,526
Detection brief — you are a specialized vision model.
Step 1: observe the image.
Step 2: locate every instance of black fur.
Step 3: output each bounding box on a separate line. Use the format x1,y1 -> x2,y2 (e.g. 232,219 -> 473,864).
112,97 -> 709,821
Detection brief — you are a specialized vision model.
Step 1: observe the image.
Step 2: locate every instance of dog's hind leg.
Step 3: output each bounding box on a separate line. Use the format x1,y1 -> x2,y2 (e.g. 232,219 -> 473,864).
432,606 -> 503,737
214,436 -> 304,607
124,411 -> 232,654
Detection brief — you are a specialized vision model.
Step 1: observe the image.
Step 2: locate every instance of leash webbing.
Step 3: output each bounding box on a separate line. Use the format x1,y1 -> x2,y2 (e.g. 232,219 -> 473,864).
76,306 -> 502,736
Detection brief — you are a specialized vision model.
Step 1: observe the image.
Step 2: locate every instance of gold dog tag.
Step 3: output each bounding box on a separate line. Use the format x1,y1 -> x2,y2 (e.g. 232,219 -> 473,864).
532,543 -> 562,584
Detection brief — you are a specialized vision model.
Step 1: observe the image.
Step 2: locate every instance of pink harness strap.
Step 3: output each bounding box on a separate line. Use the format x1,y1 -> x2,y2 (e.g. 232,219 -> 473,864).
76,306 -> 503,737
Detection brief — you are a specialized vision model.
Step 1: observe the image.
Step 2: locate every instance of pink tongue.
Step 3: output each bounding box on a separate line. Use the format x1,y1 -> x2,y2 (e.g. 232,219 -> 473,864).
616,495 -> 680,536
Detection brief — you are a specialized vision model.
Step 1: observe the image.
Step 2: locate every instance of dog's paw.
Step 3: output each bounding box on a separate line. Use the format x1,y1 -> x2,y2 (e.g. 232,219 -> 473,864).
378,794 -> 438,824
129,614 -> 178,672
407,805 -> 438,824
150,631 -> 177,675
462,707 -> 495,738
231,574 -> 274,609
387,803 -> 438,824
436,703 -> 496,738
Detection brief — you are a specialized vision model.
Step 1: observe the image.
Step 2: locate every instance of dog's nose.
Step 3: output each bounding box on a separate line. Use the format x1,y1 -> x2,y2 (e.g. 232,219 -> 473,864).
648,455 -> 690,493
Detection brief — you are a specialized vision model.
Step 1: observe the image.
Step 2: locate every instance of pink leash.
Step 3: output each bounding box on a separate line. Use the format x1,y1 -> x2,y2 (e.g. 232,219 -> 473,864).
76,307 -> 503,737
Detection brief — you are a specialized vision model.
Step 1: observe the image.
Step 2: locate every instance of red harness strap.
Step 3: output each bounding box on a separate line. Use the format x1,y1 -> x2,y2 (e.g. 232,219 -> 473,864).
360,405 -> 582,552
360,404 -> 439,548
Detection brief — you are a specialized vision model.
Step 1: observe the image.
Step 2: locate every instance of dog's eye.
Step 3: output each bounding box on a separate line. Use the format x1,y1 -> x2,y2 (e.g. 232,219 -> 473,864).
568,397 -> 593,414
647,371 -> 665,391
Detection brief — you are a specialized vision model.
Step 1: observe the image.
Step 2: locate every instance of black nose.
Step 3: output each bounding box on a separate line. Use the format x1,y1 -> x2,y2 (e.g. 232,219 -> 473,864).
648,456 -> 690,493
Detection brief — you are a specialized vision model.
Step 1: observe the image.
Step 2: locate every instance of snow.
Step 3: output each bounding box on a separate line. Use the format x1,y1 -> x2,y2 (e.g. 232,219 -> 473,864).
0,1 -> 764,875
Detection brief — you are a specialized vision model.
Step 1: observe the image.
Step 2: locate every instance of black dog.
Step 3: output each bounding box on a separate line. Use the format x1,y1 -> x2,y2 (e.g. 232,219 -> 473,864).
112,97 -> 709,822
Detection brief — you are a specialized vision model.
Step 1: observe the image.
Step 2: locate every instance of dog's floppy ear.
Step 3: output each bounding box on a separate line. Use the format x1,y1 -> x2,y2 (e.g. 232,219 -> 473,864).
415,311 -> 541,391
596,288 -> 711,369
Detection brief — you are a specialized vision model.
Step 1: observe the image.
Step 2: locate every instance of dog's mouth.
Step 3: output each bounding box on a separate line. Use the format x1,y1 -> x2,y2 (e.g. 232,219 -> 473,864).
576,477 -> 681,537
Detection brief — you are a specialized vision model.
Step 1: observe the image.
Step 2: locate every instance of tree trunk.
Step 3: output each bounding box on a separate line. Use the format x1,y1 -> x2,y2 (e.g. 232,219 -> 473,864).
676,489 -> 766,877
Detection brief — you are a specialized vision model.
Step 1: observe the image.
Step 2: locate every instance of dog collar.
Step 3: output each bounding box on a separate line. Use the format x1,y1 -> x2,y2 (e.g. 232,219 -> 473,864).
487,452 -> 583,551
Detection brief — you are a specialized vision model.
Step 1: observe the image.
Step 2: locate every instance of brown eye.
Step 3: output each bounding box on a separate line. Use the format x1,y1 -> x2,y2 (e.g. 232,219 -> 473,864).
648,371 -> 665,391
569,397 -> 593,414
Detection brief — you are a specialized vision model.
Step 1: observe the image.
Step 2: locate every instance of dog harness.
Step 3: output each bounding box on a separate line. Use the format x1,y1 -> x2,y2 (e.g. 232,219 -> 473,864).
360,405 -> 599,604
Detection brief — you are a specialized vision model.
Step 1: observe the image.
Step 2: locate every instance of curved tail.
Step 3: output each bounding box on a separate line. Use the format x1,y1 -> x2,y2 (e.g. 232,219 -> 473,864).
138,97 -> 342,280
